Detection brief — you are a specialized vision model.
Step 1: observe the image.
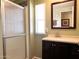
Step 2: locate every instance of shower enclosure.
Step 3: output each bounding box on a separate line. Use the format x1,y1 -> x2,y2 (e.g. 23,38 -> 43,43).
1,0 -> 31,59
1,0 -> 42,59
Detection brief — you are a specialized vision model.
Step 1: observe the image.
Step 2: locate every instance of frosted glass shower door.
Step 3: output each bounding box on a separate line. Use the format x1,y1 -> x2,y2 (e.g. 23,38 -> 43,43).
4,1 -> 25,36
2,1 -> 26,59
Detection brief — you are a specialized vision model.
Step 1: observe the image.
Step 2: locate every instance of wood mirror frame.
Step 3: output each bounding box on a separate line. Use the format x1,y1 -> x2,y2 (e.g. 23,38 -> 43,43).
51,0 -> 76,29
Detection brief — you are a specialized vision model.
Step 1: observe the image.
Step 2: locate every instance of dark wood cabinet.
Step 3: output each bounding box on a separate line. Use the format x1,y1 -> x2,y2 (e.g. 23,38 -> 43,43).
42,40 -> 79,59
71,44 -> 79,59
42,41 -> 52,59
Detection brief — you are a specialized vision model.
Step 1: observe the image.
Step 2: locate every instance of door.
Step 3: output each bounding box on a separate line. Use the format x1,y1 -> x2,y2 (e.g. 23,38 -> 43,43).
1,0 -> 26,59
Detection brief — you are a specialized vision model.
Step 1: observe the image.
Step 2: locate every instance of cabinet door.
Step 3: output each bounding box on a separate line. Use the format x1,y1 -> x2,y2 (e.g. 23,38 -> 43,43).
42,41 -> 55,59
42,41 -> 71,59
42,41 -> 51,59
54,42 -> 71,59
50,42 -> 56,59
71,44 -> 79,59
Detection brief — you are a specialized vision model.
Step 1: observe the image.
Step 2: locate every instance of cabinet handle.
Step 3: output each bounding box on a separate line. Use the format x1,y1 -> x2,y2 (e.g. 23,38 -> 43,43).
52,44 -> 56,46
77,50 -> 79,52
77,43 -> 79,46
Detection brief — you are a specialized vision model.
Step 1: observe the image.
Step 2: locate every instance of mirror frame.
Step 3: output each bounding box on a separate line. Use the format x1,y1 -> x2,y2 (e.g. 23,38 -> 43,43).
51,0 -> 76,29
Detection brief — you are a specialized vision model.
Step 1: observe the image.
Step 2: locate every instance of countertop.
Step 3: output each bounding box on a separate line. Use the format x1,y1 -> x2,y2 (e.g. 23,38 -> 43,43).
42,36 -> 79,44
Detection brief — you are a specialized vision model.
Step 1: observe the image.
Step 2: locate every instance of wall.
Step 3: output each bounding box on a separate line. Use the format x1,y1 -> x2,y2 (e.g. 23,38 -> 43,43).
61,11 -> 73,27
29,0 -> 36,58
34,0 -> 79,58
46,0 -> 79,36
34,0 -> 46,58
0,15 -> 3,59
0,7 -> 3,59
0,0 -> 5,59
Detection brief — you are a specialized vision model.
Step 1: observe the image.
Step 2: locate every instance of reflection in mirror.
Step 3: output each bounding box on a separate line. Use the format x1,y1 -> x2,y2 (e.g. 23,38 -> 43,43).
51,0 -> 76,29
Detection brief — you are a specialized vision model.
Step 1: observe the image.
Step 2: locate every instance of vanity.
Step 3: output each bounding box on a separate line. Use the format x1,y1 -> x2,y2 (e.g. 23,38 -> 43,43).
42,0 -> 78,58
42,36 -> 79,59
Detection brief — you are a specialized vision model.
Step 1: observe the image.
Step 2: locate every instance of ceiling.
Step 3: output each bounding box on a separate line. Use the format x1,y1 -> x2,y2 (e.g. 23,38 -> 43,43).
9,0 -> 27,7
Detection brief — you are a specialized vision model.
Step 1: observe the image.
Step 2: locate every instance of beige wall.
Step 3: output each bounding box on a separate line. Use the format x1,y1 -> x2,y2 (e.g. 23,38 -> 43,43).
28,0 -> 35,59
34,0 -> 79,36
34,0 -> 79,58
34,0 -> 46,58
46,0 -> 79,36
0,20 -> 3,59
0,8 -> 3,59
0,11 -> 3,59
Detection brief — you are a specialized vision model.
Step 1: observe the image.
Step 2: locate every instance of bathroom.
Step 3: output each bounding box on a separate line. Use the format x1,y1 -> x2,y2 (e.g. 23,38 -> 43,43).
0,0 -> 79,59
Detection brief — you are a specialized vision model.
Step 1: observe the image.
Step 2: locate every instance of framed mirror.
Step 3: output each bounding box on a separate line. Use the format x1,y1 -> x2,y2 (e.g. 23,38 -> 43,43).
51,0 -> 76,29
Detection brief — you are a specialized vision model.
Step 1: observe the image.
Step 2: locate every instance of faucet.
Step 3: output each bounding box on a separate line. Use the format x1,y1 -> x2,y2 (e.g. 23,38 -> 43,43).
55,31 -> 61,37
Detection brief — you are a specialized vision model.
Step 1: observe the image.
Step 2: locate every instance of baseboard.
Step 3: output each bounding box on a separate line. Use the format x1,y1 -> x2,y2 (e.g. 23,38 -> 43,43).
32,56 -> 42,59
26,57 -> 28,59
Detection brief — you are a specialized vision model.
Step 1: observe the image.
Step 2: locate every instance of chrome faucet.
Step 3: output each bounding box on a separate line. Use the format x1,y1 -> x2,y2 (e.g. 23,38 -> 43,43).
55,31 -> 61,37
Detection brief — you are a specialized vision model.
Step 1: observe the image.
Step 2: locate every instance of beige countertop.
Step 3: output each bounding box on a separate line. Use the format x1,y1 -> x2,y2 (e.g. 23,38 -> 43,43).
42,36 -> 79,44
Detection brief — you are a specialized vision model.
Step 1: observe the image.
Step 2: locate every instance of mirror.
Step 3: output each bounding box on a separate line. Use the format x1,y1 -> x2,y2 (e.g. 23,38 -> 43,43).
51,0 -> 76,29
